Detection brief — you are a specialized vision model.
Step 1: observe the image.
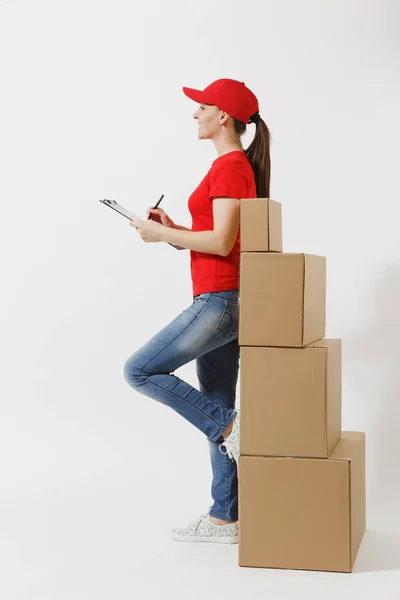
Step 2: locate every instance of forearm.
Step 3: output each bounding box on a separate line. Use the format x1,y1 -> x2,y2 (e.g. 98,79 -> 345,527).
162,225 -> 223,255
167,222 -> 192,250
172,222 -> 191,232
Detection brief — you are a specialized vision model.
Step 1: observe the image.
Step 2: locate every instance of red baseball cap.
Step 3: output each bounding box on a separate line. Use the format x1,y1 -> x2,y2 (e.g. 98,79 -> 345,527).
182,78 -> 259,125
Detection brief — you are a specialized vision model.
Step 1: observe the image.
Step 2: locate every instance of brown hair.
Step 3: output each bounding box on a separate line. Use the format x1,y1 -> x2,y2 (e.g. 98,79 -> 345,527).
233,117 -> 271,198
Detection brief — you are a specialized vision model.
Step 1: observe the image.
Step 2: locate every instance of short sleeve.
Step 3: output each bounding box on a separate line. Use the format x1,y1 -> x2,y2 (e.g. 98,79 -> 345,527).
208,160 -> 248,200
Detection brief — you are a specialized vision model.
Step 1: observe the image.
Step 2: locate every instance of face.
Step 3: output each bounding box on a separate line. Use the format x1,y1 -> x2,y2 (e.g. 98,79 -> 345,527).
193,103 -> 227,139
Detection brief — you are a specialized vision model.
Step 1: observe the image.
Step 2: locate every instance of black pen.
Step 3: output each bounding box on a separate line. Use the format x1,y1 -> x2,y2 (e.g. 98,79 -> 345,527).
147,194 -> 164,220
154,194 -> 164,208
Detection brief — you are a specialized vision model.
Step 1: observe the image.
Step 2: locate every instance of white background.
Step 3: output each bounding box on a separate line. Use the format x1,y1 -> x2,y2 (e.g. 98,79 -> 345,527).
1,0 -> 399,598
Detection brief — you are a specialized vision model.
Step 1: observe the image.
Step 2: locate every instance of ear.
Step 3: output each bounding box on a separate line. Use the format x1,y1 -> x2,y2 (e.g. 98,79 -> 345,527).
219,111 -> 230,125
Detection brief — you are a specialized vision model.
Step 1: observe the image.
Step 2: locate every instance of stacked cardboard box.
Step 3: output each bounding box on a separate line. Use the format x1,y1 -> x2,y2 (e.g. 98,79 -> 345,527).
237,198 -> 366,573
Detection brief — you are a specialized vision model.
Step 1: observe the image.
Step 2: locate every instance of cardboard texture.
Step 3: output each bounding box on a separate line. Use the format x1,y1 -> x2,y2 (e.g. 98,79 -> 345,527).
236,196 -> 366,573
238,253 -> 326,347
239,198 -> 283,252
240,339 -> 342,458
238,432 -> 366,573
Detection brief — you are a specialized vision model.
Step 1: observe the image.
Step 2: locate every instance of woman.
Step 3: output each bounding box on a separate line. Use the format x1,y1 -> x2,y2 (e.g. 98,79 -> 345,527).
124,78 -> 271,544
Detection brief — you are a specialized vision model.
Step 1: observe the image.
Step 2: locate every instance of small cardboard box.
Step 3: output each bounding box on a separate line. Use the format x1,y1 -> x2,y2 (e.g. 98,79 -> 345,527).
240,198 -> 282,252
239,253 -> 326,347
238,432 -> 366,573
240,339 -> 342,458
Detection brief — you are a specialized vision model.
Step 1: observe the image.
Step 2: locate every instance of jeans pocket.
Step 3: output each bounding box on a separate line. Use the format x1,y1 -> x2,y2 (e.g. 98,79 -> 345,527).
212,290 -> 238,302
194,292 -> 212,304
216,300 -> 238,338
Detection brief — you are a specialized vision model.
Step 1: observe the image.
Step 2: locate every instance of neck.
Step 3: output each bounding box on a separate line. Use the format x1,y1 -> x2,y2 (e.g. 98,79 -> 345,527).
217,146 -> 244,157
212,132 -> 244,157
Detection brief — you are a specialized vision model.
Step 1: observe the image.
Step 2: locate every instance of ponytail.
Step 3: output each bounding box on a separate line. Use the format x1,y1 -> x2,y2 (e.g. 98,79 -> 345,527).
233,117 -> 272,198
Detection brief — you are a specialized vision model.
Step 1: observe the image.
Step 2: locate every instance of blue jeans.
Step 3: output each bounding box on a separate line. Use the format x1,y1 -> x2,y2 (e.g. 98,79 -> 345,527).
123,289 -> 239,522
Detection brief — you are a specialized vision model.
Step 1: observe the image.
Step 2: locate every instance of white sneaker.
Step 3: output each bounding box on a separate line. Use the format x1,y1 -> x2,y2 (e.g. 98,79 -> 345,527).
218,409 -> 240,464
172,507 -> 238,544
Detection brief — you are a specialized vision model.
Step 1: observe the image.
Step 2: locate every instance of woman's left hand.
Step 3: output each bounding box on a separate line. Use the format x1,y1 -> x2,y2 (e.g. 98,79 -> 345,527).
130,218 -> 165,243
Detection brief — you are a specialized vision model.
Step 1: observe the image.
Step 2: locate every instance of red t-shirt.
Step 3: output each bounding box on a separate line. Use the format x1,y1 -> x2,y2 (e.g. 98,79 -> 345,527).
188,150 -> 256,297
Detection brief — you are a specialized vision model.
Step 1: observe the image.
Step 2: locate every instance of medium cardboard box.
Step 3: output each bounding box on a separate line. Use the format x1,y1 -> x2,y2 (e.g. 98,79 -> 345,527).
240,198 -> 282,252
240,339 -> 342,458
239,253 -> 326,347
238,432 -> 366,573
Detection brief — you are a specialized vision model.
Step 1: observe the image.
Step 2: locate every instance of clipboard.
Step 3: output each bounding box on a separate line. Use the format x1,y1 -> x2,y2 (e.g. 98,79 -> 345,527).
99,195 -> 182,249
99,199 -> 141,221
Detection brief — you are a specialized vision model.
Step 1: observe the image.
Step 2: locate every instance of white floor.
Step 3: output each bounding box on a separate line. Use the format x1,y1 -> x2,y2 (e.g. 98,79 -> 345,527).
2,472 -> 400,600
2,369 -> 399,600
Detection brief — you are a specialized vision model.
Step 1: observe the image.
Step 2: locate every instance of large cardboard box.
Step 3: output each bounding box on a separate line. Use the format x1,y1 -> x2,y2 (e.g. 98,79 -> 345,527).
240,339 -> 342,458
238,432 -> 366,573
238,253 -> 326,347
240,198 -> 282,252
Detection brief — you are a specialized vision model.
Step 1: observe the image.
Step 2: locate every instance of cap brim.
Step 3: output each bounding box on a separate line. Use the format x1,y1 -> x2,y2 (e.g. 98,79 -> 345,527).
182,87 -> 206,103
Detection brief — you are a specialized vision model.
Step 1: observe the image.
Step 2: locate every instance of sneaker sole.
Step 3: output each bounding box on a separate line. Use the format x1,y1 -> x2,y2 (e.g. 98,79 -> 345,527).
172,532 -> 238,544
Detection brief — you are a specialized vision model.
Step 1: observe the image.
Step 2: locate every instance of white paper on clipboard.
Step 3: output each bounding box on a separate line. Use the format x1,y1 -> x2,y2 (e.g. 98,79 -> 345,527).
99,199 -> 142,221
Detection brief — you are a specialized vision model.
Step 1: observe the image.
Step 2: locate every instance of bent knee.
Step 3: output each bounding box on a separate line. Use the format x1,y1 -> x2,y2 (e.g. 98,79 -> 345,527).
123,355 -> 145,387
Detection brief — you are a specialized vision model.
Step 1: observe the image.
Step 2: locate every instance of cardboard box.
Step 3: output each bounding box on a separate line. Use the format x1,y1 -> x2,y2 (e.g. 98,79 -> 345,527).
240,339 -> 342,458
240,198 -> 282,252
239,253 -> 326,347
238,432 -> 366,573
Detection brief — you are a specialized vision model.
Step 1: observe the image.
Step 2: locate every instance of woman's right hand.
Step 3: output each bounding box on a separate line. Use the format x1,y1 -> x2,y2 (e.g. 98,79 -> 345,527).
146,207 -> 174,228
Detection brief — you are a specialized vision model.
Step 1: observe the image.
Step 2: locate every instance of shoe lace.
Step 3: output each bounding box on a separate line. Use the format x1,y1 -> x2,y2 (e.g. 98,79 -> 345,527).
219,441 -> 234,460
192,506 -> 213,532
